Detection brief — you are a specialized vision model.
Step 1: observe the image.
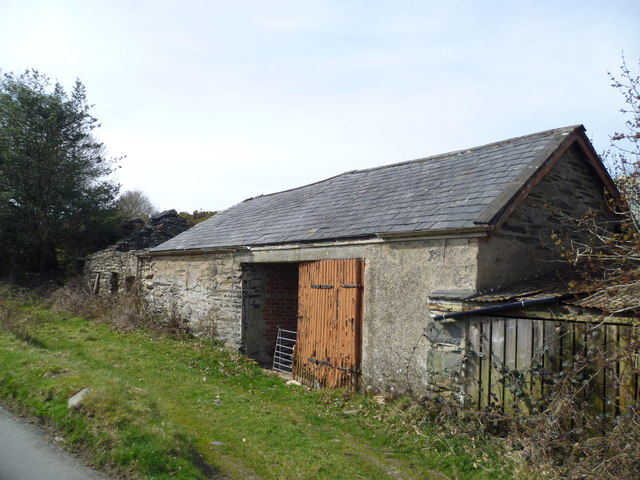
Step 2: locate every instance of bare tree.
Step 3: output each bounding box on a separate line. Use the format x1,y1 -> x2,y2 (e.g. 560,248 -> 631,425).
552,56 -> 640,315
117,189 -> 158,220
609,55 -> 640,222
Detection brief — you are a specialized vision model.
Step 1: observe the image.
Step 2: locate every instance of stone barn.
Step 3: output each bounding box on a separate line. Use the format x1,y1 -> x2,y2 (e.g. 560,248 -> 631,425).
139,125 -> 616,397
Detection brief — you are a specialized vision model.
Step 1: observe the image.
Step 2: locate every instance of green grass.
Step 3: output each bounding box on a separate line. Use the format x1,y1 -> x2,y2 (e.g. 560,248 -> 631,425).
0,303 -> 526,479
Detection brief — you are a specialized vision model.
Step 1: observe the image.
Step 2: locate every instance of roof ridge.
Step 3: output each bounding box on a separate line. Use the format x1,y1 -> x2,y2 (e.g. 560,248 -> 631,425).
348,124 -> 584,175
241,125 -> 583,203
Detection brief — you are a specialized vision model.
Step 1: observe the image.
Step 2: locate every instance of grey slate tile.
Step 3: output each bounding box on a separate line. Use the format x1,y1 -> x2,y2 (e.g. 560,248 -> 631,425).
152,126 -> 582,251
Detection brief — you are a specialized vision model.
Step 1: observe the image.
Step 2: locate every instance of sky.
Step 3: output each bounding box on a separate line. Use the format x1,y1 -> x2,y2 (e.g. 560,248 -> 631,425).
1,1 -> 639,213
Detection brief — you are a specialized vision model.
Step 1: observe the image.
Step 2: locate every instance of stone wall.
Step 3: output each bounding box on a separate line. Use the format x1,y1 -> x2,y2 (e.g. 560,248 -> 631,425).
84,250 -> 140,294
477,145 -> 611,290
84,210 -> 189,295
141,238 -> 480,397
361,238 -> 477,397
139,252 -> 243,346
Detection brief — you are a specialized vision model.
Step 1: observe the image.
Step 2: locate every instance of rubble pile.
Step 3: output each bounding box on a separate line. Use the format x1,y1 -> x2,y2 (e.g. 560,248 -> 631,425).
112,210 -> 189,252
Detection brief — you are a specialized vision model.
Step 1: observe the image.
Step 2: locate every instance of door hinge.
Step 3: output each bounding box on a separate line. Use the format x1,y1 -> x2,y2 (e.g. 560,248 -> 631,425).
307,357 -> 352,372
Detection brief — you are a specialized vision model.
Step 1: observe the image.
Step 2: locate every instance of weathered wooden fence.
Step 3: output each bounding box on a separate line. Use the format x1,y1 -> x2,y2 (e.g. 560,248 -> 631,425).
465,315 -> 639,414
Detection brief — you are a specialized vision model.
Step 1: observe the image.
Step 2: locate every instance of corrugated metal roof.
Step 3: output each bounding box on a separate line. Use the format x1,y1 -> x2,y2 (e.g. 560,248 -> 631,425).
152,125 -> 582,252
469,275 -> 575,302
431,274 -> 576,303
571,284 -> 640,313
431,273 -> 640,315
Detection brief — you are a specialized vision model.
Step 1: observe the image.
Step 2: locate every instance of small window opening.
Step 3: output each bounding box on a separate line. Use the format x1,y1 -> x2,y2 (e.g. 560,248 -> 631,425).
109,272 -> 119,294
125,276 -> 136,292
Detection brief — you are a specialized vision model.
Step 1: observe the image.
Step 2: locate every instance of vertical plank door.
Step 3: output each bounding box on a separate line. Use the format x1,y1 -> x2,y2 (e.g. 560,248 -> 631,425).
294,259 -> 364,389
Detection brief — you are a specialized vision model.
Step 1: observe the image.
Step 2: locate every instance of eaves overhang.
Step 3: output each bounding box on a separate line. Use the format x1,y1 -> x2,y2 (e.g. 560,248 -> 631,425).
376,226 -> 491,241
140,246 -> 250,257
144,227 -> 494,258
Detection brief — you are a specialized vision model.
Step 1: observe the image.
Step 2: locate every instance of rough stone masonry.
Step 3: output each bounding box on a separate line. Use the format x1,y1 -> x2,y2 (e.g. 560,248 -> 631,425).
84,210 -> 189,295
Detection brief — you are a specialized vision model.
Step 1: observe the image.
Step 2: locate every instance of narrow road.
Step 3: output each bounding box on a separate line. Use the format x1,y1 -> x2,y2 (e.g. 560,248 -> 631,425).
0,405 -> 108,480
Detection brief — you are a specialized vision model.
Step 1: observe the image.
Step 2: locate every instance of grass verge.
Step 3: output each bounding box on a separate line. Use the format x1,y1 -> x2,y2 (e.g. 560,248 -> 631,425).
0,294 -> 527,479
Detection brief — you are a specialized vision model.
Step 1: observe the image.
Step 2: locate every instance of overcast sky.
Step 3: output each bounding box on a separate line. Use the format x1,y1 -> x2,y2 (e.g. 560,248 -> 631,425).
2,1 -> 639,212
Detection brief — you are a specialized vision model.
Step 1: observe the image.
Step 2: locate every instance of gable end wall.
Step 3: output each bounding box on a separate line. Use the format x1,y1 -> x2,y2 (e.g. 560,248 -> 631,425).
477,145 -> 611,289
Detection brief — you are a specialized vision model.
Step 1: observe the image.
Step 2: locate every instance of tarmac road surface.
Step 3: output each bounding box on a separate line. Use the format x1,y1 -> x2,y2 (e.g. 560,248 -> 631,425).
0,404 -> 107,480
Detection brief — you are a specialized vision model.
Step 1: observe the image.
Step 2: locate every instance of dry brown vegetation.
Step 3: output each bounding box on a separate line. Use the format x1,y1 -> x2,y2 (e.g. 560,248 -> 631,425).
0,284 -> 42,344
415,375 -> 640,479
46,279 -> 186,336
48,279 -> 150,331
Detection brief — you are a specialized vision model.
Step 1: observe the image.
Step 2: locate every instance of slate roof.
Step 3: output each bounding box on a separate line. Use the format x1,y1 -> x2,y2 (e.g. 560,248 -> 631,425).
152,125 -> 588,252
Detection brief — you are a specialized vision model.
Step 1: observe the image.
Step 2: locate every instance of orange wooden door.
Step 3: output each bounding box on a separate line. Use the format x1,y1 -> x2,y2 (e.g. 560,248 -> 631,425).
293,259 -> 364,389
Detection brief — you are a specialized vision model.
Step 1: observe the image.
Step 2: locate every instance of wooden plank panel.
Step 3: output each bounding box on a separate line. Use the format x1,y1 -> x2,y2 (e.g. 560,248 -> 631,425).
293,259 -> 363,389
617,325 -> 633,413
479,317 -> 492,409
293,262 -> 309,385
321,260 -> 335,387
516,318 -> 533,413
561,321 -> 574,378
490,317 -> 505,410
336,259 -> 346,387
573,322 -> 588,405
634,325 -> 639,408
591,323 -> 606,417
630,325 -> 640,403
604,324 -> 618,422
464,316 -> 639,414
543,319 -> 561,398
531,318 -> 545,403
503,318 -> 517,412
466,319 -> 481,408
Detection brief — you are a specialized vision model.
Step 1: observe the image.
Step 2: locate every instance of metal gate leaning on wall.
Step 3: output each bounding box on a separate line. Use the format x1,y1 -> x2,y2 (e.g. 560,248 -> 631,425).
465,315 -> 639,415
293,259 -> 364,389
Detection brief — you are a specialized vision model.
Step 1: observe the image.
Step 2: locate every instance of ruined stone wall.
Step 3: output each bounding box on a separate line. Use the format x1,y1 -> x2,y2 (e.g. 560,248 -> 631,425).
84,210 -> 189,295
477,145 -> 611,290
139,252 -> 243,347
84,250 -> 140,294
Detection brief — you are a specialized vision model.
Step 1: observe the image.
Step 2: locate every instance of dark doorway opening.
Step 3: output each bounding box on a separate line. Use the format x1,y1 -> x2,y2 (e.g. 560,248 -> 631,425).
241,263 -> 299,366
109,272 -> 119,294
